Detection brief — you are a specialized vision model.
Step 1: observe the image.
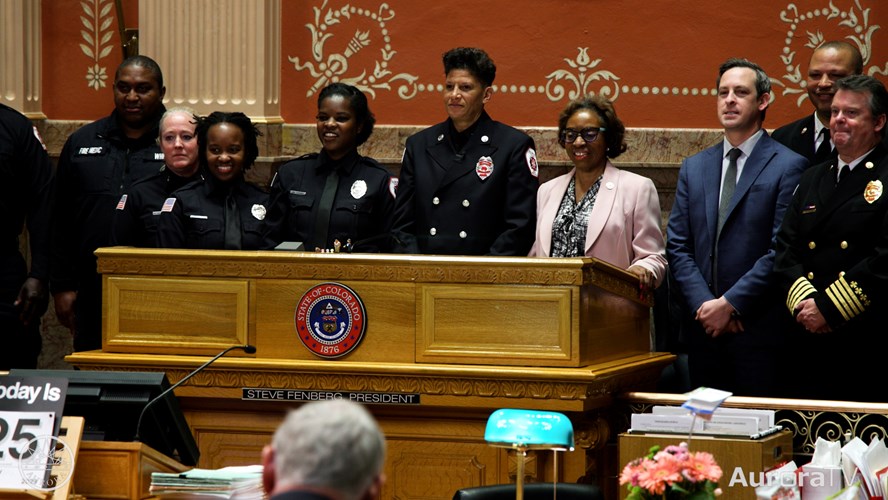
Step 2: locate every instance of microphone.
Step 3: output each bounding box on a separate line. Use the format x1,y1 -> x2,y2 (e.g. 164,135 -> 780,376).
134,344 -> 256,442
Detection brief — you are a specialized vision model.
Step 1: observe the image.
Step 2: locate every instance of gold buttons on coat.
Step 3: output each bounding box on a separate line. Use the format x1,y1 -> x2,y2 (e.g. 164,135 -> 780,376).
808,241 -> 816,250
462,199 -> 470,207
840,241 -> 848,249
807,272 -> 815,280
432,197 -> 440,205
459,231 -> 467,238
430,228 -> 437,236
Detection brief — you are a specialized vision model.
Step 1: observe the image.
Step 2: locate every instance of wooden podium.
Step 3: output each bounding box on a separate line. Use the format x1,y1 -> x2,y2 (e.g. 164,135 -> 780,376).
67,248 -> 674,499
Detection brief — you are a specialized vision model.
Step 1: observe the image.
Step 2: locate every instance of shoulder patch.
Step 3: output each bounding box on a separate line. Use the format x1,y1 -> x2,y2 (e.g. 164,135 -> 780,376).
115,194 -> 127,210
389,177 -> 398,198
526,148 -> 539,178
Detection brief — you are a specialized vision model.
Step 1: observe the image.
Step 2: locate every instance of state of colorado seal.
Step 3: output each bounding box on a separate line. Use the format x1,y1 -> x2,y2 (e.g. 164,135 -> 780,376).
295,282 -> 367,358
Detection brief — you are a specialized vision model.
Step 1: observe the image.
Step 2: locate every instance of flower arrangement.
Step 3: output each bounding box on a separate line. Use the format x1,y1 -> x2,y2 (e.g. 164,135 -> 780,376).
620,442 -> 723,499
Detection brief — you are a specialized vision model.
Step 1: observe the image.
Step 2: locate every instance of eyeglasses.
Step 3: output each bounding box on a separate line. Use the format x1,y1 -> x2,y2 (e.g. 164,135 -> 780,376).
560,127 -> 606,144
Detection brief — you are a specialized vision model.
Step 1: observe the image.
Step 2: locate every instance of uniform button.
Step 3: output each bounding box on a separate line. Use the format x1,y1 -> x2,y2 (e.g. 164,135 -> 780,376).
807,272 -> 814,280
432,197 -> 440,205
808,241 -> 816,250
430,227 -> 437,236
462,199 -> 470,207
839,271 -> 846,278
459,231 -> 467,238
840,241 -> 848,249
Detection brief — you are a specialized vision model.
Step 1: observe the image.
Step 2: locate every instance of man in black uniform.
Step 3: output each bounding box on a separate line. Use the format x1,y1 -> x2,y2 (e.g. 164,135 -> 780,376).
771,41 -> 888,164
111,107 -> 202,247
775,75 -> 888,401
392,47 -> 539,255
0,104 -> 54,369
51,55 -> 166,351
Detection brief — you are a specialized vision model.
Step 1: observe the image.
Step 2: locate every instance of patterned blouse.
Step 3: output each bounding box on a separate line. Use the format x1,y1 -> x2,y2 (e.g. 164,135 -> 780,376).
550,175 -> 602,257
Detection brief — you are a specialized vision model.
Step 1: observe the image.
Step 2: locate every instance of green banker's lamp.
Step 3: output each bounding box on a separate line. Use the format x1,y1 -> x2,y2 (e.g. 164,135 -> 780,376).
484,408 -> 575,500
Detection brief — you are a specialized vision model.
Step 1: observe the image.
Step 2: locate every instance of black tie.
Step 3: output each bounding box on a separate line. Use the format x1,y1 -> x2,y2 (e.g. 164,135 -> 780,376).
224,191 -> 242,250
313,169 -> 339,250
718,148 -> 741,235
837,164 -> 848,185
814,129 -> 832,165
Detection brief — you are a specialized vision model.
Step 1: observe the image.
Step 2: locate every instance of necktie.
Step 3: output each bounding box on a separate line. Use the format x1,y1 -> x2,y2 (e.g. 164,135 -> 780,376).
718,148 -> 741,235
837,164 -> 848,185
224,191 -> 242,250
313,169 -> 339,250
814,129 -> 832,165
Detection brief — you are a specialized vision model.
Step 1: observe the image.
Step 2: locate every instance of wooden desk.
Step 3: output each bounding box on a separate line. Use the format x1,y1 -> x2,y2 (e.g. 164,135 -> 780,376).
68,249 -> 674,499
619,431 -> 793,500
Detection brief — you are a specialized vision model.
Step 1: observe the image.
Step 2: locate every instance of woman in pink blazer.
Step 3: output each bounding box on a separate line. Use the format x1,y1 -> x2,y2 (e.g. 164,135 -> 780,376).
529,95 -> 667,289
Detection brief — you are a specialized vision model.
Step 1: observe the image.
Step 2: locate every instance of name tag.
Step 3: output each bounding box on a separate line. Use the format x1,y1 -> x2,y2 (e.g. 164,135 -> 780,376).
76,146 -> 104,155
289,190 -> 307,195
189,214 -> 208,219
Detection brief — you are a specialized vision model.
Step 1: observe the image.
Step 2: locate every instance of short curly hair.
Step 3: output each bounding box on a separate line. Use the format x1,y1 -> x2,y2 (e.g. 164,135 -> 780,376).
196,111 -> 261,171
556,95 -> 627,159
442,47 -> 496,87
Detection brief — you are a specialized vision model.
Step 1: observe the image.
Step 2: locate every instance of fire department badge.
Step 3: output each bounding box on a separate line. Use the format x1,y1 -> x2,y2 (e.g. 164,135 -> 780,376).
864,180 -> 882,204
295,283 -> 367,358
476,156 -> 494,180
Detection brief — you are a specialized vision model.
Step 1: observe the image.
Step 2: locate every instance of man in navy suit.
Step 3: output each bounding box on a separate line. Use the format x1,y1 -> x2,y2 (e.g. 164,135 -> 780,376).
771,41 -> 870,165
667,58 -> 807,396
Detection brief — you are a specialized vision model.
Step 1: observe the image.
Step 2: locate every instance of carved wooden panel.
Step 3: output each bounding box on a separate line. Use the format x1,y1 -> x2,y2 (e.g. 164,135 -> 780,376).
417,284 -> 574,366
104,276 -> 250,354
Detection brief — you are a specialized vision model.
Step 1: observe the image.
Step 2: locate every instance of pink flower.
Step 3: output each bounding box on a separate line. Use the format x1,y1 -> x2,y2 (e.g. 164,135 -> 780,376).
686,452 -> 723,483
620,444 -> 721,499
638,457 -> 683,495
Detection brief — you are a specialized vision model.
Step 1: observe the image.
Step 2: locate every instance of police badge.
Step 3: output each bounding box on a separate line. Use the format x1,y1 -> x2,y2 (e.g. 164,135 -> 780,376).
294,283 -> 367,358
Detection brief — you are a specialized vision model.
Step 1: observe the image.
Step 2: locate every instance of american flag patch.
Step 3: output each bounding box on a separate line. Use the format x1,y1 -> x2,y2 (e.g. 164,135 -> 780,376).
115,194 -> 127,210
161,197 -> 176,213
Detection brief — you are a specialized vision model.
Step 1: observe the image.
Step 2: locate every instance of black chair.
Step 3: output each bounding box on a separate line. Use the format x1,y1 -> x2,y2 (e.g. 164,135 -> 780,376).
452,482 -> 603,500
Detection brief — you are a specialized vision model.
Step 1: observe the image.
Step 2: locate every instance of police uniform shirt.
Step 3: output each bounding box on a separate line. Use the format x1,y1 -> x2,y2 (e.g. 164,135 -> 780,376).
156,174 -> 269,250
392,110 -> 539,255
50,109 -> 165,292
111,167 -> 202,247
264,150 -> 395,252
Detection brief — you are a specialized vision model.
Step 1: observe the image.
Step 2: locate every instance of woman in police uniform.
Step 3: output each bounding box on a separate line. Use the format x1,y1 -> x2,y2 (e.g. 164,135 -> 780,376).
157,111 -> 268,249
263,83 -> 395,252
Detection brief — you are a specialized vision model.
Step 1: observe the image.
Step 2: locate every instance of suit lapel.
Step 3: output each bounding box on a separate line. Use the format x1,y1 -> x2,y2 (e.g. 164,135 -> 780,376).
795,115 -> 816,161
701,145 -> 723,241
816,147 -> 886,223
584,162 -> 618,252
729,136 -> 775,210
436,113 -> 498,189
538,171 -> 574,255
